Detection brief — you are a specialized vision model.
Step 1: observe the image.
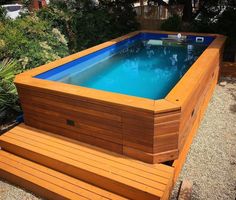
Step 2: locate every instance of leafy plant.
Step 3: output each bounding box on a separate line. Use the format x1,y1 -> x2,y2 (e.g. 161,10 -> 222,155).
0,5 -> 7,21
37,3 -> 77,52
0,59 -> 20,113
21,0 -> 32,8
37,0 -> 139,53
161,14 -> 182,31
0,14 -> 69,119
0,14 -> 69,70
217,7 -> 236,42
0,0 -> 138,121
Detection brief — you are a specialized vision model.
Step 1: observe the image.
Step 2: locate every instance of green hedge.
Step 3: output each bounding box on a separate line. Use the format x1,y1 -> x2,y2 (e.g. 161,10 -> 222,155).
0,59 -> 19,113
0,14 -> 69,115
37,0 -> 139,53
0,15 -> 69,71
161,15 -> 182,31
0,0 -> 138,119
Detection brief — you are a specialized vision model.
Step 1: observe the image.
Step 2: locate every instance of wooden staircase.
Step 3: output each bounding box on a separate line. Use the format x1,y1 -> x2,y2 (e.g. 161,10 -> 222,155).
0,151 -> 127,200
0,124 -> 174,200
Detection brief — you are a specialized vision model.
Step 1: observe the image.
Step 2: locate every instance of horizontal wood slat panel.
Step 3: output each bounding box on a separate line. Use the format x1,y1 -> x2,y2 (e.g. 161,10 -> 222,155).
23,113 -> 122,144
179,60 -> 217,127
16,124 -> 173,175
16,82 -> 156,112
154,133 -> 178,152
123,133 -> 178,154
19,89 -> 122,121
0,150 -> 128,200
0,125 -> 175,200
154,111 -> 181,124
123,146 -> 178,164
14,31 -> 225,164
23,105 -> 122,138
24,117 -> 123,153
154,120 -> 180,136
18,85 -> 182,163
21,100 -> 122,130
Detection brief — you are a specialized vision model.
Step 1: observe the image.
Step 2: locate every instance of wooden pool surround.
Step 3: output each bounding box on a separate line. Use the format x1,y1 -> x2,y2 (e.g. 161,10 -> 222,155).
14,30 -> 226,164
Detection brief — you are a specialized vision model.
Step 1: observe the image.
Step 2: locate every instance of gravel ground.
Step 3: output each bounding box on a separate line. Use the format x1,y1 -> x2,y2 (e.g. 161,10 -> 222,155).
0,181 -> 41,200
0,77 -> 236,200
171,77 -> 236,200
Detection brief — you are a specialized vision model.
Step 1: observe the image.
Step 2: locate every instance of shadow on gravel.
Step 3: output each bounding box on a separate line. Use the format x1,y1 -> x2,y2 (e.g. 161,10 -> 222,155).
229,89 -> 236,114
220,77 -> 236,114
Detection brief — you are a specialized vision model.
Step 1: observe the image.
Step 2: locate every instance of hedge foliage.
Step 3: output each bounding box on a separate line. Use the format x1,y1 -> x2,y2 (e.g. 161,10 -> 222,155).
0,14 -> 69,115
0,0 -> 139,118
37,0 -> 139,53
0,15 -> 69,71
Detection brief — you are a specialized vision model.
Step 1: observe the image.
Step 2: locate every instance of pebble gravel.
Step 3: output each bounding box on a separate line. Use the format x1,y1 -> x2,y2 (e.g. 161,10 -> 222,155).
171,77 -> 236,200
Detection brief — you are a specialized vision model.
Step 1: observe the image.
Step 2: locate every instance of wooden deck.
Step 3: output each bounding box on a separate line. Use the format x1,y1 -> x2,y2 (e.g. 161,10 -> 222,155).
0,124 -> 174,200
1,31 -> 226,199
0,66 -> 218,199
0,151 -> 128,200
14,30 -> 226,164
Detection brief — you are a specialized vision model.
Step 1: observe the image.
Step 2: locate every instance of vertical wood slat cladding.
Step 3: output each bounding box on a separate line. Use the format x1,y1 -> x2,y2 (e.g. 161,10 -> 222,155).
15,31 -> 226,164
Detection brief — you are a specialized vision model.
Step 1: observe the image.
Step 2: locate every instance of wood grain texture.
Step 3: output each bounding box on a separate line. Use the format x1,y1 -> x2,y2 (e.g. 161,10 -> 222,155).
0,150 -> 129,200
0,124 -> 174,200
14,31 -> 226,164
166,35 -> 226,158
171,60 -> 221,183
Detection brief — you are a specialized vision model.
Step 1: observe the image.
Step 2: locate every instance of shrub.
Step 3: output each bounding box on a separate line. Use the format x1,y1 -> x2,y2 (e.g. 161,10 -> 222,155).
0,0 -> 137,119
217,8 -> 236,42
0,14 -> 69,117
0,59 -> 19,113
161,15 -> 182,31
36,3 -> 77,52
37,0 -> 139,52
75,0 -> 139,50
0,5 -> 8,21
0,15 -> 69,71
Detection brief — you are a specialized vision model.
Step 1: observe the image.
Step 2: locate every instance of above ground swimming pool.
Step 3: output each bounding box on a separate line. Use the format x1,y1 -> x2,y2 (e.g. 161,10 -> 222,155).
36,33 -> 213,100
15,31 -> 226,163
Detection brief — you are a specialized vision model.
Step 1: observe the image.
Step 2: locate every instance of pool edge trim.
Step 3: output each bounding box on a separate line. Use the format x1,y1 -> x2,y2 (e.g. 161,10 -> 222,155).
14,30 -> 226,113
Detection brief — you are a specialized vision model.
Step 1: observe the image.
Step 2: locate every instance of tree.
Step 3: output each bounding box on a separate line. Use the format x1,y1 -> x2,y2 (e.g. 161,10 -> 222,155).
182,0 -> 192,22
37,0 -> 139,52
0,5 -> 7,21
0,0 -> 14,5
147,0 -> 168,6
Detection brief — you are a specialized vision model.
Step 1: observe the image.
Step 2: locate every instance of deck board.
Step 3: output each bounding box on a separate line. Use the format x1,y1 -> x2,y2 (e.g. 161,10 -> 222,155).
0,124 -> 174,200
0,150 -> 128,200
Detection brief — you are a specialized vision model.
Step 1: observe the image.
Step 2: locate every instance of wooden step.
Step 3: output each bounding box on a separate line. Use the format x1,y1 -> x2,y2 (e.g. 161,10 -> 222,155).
0,150 -> 128,200
0,124 -> 174,200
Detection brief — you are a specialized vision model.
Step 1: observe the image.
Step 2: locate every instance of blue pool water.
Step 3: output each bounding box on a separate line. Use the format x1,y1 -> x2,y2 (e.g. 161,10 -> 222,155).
36,33 -> 213,100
